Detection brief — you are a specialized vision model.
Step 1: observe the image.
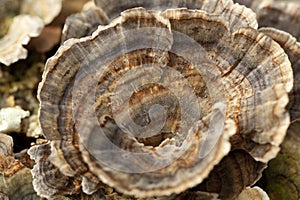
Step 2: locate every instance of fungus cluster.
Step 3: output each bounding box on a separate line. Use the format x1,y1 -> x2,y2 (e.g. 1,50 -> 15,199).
0,0 -> 299,199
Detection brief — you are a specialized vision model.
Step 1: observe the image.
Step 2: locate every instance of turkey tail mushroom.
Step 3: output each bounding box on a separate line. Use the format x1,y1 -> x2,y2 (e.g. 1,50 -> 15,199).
235,186 -> 270,200
232,0 -> 272,13
62,0 -> 258,42
256,1 -> 300,41
259,27 -> 300,122
31,0 -> 293,199
195,150 -> 266,200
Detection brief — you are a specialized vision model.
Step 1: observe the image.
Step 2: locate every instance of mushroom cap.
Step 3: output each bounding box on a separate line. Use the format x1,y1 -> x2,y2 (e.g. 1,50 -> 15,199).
233,0 -> 273,12
256,1 -> 300,41
62,0 -> 258,41
0,134 -> 41,199
196,150 -> 266,200
0,106 -> 30,133
35,1 -> 293,198
27,142 -> 82,199
252,0 -> 300,122
20,0 -> 62,25
38,7 -> 237,197
259,27 -> 300,122
93,0 -> 258,28
0,15 -> 43,66
0,133 -> 13,157
0,0 -> 62,66
61,7 -> 109,43
235,187 -> 270,200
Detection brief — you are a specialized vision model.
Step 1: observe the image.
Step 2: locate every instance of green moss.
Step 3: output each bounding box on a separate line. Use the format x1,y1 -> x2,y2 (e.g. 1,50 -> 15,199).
265,176 -> 298,200
263,121 -> 300,200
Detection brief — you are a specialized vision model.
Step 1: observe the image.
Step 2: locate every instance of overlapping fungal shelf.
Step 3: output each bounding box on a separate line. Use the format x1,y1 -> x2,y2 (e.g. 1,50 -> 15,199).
0,0 -> 299,199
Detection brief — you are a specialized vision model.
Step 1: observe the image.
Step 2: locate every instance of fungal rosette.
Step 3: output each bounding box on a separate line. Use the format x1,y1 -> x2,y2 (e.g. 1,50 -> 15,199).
31,0 -> 293,198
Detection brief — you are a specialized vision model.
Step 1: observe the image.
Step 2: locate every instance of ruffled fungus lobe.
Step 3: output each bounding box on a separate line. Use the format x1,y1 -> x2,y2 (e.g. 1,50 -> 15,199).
0,15 -> 43,66
61,5 -> 109,42
0,106 -> 30,133
253,0 -> 300,122
259,28 -> 300,122
256,0 -> 300,41
0,134 -> 41,199
196,150 -> 266,200
0,0 -> 62,66
28,142 -> 82,198
233,0 -> 272,12
31,0 -> 293,198
236,187 -> 270,200
62,0 -> 258,42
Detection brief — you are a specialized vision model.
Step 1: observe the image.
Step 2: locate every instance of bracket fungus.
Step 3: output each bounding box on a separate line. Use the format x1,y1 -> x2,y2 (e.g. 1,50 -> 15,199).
256,0 -> 300,41
62,0 -> 258,42
259,28 -> 300,122
235,186 -> 270,200
241,0 -> 300,122
233,0 -> 273,13
195,150 -> 266,199
0,133 -> 41,199
0,0 -> 62,66
0,106 -> 30,133
29,0 -> 294,199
